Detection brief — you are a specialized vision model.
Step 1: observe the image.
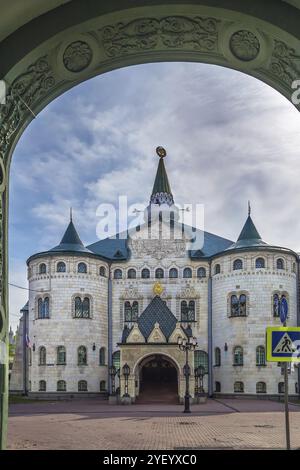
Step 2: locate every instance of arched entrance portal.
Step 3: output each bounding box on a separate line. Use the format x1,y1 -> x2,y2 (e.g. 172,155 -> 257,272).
137,355 -> 179,404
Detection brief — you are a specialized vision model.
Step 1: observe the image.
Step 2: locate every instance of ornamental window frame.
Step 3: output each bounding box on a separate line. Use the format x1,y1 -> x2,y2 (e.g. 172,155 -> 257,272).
39,263 -> 47,275
72,294 -> 93,319
169,267 -> 178,279
276,258 -> 285,270
127,268 -> 137,279
114,268 -> 123,280
57,380 -> 66,392
77,262 -> 87,274
155,268 -> 164,279
141,268 -> 150,279
256,381 -> 266,394
228,291 -> 249,317
233,258 -> 243,271
57,345 -> 66,365
56,261 -> 66,273
197,267 -> 206,279
183,267 -> 192,278
233,346 -> 243,366
255,257 -> 266,269
256,345 -> 266,366
36,295 -> 51,319
39,346 -> 47,366
124,300 -> 139,322
78,380 -> 88,392
214,264 -> 221,275
234,381 -> 244,393
272,291 -> 289,318
78,346 -> 87,366
180,300 -> 196,322
99,266 -> 106,277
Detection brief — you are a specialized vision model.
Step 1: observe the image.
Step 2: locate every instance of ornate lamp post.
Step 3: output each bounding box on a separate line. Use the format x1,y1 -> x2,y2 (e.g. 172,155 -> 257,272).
122,363 -> 130,398
178,335 -> 198,413
109,365 -> 116,396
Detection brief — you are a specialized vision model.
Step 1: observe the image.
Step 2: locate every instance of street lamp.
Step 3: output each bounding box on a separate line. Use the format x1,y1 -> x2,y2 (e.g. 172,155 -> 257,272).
122,363 -> 130,398
109,365 -> 116,396
178,334 -> 198,413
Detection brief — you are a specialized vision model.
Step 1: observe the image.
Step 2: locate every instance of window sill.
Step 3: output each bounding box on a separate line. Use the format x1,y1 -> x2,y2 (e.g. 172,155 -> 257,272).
232,364 -> 243,367
228,315 -> 247,318
256,364 -> 266,367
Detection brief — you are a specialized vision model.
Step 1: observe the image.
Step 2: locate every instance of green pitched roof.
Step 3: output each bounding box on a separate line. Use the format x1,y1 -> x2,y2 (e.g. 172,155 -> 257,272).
152,157 -> 172,196
49,220 -> 93,254
227,215 -> 268,250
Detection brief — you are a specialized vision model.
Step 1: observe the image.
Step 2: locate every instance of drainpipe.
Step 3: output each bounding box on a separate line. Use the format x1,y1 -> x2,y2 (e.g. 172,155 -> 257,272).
208,261 -> 213,397
22,308 -> 28,396
107,263 -> 113,395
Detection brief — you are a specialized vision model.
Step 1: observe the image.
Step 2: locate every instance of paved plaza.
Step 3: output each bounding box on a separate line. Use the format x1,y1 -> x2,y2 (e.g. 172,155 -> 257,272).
7,398 -> 300,450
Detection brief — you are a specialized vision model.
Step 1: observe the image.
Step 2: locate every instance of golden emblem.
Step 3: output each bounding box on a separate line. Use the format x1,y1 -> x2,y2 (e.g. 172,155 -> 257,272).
156,146 -> 167,158
153,281 -> 164,296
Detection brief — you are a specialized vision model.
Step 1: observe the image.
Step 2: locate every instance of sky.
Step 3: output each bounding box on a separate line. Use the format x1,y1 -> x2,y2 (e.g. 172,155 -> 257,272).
8,61 -> 300,330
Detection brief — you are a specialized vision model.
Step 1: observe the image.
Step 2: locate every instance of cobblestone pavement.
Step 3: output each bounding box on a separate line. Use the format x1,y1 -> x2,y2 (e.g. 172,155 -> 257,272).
7,398 -> 300,450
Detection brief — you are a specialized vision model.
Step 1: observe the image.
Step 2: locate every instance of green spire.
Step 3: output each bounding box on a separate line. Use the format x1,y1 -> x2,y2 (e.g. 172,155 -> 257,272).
49,212 -> 92,254
150,147 -> 174,206
228,204 -> 268,250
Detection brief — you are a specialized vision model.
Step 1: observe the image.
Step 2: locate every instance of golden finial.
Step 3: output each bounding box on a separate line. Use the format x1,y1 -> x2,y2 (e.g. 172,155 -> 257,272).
153,281 -> 164,297
156,146 -> 167,158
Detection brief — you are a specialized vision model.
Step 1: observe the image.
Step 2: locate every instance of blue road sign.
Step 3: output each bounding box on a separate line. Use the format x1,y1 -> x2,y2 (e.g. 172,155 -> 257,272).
280,297 -> 288,324
266,327 -> 300,362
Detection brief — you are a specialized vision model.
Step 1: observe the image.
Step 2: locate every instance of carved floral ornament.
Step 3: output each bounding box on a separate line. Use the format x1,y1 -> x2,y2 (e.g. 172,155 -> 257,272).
229,30 -> 260,62
63,41 -> 93,73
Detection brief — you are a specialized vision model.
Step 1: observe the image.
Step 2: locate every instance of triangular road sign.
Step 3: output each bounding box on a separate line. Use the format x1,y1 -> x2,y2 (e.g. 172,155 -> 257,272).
273,332 -> 297,354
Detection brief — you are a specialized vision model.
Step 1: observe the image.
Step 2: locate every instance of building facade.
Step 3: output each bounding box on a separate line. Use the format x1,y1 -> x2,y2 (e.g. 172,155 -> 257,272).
11,149 -> 300,401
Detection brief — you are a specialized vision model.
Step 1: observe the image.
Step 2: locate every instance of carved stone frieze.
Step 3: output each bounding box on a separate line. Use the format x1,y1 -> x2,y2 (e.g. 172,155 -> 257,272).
269,40 -> 300,88
130,238 -> 186,260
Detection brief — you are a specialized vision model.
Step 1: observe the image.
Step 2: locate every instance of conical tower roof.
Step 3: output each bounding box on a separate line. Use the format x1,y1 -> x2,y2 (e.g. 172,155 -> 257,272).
150,147 -> 174,206
49,214 -> 92,254
227,205 -> 268,250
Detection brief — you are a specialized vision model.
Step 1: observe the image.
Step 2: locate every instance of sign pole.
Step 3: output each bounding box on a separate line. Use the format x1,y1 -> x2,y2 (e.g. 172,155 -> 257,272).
284,362 -> 290,450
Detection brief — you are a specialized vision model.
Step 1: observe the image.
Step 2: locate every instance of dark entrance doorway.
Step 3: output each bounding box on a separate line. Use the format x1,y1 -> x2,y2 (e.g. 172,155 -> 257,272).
137,356 -> 178,404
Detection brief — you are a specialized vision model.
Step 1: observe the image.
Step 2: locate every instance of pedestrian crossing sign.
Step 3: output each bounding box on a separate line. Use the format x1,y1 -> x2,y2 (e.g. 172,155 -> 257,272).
266,327 -> 300,362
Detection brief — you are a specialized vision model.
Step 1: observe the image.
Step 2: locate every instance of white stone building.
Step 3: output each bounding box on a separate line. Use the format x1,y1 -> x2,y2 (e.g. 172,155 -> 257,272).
10,149 -> 300,401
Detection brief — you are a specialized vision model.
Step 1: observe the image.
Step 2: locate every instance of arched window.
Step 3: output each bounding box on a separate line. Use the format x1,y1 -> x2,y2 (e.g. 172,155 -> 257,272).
39,263 -> 46,274
78,380 -> 87,392
155,268 -> 164,279
215,382 -> 221,393
39,380 -> 46,391
296,383 -> 299,394
215,347 -> 221,366
99,266 -> 106,277
256,382 -> 266,393
278,382 -> 285,394
277,258 -> 284,270
169,268 -> 178,279
183,267 -> 192,278
214,264 -> 220,275
112,351 -> 120,371
234,381 -> 244,393
256,346 -> 265,366
74,297 -> 90,318
57,262 -> 66,273
181,300 -> 195,322
233,259 -> 243,270
194,350 -> 208,374
233,346 -> 243,366
57,380 -> 66,392
57,346 -> 66,365
127,268 -> 136,279
124,301 -> 139,322
256,257 -> 265,269
39,346 -> 46,365
230,294 -> 247,317
197,267 -> 206,278
100,380 -> 106,391
114,269 -> 122,279
273,293 -> 288,318
78,262 -> 87,273
141,268 -> 150,279
293,262 -> 296,273
78,346 -> 87,365
38,297 -> 50,319
99,347 -> 106,366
